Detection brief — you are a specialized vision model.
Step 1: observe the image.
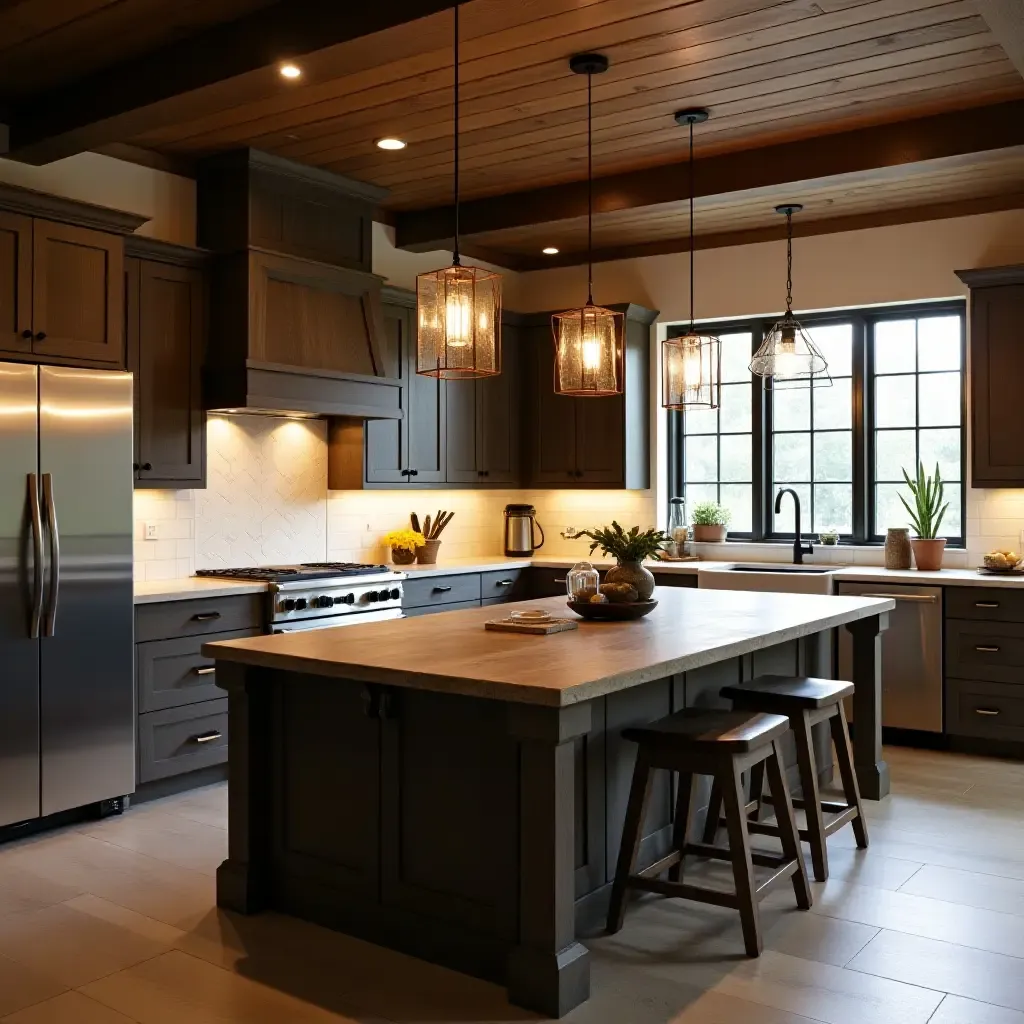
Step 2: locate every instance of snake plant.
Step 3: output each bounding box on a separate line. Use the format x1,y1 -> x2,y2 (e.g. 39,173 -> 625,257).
899,462 -> 948,539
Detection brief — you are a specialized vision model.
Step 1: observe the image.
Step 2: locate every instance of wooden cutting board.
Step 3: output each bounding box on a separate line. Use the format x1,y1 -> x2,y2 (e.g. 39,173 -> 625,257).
485,617 -> 579,635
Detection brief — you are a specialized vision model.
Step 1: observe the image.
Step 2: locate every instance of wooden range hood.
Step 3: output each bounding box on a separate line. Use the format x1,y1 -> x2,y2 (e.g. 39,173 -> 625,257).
198,149 -> 402,420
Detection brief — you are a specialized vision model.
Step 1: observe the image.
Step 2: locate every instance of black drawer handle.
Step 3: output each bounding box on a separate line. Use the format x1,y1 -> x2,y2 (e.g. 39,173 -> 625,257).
409,469 -> 419,476
433,585 -> 453,593
976,601 -> 1000,608
192,665 -> 216,676
192,612 -> 221,622
35,331 -> 47,342
192,730 -> 223,743
974,708 -> 1001,716
975,646 -> 1001,653
21,329 -> 33,340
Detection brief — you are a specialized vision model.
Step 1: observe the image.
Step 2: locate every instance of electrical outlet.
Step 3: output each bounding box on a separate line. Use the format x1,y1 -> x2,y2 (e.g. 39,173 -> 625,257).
367,522 -> 373,532
143,522 -> 159,541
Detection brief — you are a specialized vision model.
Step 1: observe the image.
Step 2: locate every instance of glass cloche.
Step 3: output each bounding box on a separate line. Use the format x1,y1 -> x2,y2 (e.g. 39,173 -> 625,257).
566,561 -> 600,602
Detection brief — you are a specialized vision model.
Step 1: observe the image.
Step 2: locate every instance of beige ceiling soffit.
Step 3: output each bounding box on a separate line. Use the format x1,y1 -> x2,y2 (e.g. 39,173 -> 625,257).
976,0 -> 1024,78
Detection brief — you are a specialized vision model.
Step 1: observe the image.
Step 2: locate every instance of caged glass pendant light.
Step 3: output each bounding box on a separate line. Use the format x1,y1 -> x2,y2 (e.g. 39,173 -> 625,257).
552,53 -> 623,397
662,108 -> 720,410
749,204 -> 830,390
416,5 -> 501,379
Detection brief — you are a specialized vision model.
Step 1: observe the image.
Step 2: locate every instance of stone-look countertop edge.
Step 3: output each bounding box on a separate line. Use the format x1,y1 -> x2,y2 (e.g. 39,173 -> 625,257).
134,578 -> 270,604
204,595 -> 894,707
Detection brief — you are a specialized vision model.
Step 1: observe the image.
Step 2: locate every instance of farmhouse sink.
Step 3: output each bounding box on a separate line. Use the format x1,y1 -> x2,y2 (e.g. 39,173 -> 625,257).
697,563 -> 836,595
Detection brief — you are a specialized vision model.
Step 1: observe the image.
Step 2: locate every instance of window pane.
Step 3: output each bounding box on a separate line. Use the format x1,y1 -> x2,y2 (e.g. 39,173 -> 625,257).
684,435 -> 717,482
918,316 -> 961,372
774,388 -> 810,431
719,382 -> 751,434
774,433 -> 810,481
919,372 -> 961,426
938,484 -> 961,538
720,484 -> 752,533
720,434 -> 751,482
683,404 -> 717,436
875,319 -> 916,374
814,484 -> 852,534
919,428 -> 961,482
875,429 -> 916,481
720,332 -> 753,384
808,324 -> 852,377
814,431 -> 851,482
875,483 -> 913,534
683,483 -> 717,511
773,484 -> 811,534
875,375 -> 916,427
813,377 -> 851,430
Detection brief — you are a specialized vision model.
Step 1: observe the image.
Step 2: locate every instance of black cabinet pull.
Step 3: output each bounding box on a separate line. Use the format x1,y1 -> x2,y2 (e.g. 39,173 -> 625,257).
34,331 -> 47,341
21,329 -> 32,340
433,585 -> 453,593
976,601 -> 1000,608
191,611 -> 221,622
409,468 -> 419,476
133,462 -> 140,471
192,730 -> 222,743
141,462 -> 152,471
496,579 -> 514,586
975,645 -> 1000,653
974,708 -> 1001,716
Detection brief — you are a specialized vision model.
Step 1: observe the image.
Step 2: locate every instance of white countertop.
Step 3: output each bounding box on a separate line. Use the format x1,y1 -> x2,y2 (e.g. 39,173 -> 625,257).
134,577 -> 269,604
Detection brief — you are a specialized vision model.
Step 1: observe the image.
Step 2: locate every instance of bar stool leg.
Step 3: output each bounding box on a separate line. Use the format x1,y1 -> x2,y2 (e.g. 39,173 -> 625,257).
607,752 -> 654,934
792,709 -> 829,882
702,778 -> 723,845
830,702 -> 869,850
765,739 -> 812,910
720,760 -> 762,957
747,761 -> 765,821
669,772 -> 695,882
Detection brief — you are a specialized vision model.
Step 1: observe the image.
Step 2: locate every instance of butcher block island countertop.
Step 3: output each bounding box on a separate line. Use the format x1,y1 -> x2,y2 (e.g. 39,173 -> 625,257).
203,588 -> 893,707
204,587 -> 893,1019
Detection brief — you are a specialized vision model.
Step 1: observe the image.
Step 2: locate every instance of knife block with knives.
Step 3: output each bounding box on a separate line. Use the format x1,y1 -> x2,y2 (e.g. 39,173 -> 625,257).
411,510 -> 453,564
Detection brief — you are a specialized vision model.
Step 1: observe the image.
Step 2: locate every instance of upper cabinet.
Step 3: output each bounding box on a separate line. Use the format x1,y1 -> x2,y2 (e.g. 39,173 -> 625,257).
956,265 -> 1024,488
0,212 -> 32,357
126,239 -> 208,489
522,304 -> 654,490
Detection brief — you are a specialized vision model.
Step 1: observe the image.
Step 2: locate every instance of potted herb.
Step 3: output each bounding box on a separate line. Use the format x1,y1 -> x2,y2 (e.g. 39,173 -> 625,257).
382,528 -> 425,566
577,522 -> 668,600
899,462 -> 949,572
690,501 -> 731,543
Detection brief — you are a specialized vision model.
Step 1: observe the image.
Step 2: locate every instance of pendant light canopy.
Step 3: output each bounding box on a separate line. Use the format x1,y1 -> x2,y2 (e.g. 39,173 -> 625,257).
416,6 -> 501,379
749,204 -> 829,390
662,108 -> 720,410
552,53 -> 623,397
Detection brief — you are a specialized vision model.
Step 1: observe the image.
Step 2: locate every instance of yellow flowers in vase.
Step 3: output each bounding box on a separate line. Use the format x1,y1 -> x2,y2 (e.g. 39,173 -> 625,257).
383,529 -> 425,565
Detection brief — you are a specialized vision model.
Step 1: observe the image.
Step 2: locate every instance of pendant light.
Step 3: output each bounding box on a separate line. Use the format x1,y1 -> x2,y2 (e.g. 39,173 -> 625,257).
662,109 -> 720,410
416,5 -> 501,379
551,53 -> 623,397
749,204 -> 830,390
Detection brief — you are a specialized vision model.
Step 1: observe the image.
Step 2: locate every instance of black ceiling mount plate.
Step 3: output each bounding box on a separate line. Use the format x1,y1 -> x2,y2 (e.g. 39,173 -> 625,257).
775,203 -> 804,215
674,108 -> 710,126
569,53 -> 610,75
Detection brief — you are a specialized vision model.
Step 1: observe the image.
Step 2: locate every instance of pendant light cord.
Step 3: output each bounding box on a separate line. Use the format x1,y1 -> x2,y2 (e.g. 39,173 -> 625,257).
586,68 -> 593,306
688,119 -> 695,332
452,4 -> 461,267
785,208 -> 794,314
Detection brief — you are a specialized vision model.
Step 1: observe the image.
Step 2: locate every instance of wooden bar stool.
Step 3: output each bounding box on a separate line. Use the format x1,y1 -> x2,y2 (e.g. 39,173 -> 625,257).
607,708 -> 812,958
704,676 -> 868,883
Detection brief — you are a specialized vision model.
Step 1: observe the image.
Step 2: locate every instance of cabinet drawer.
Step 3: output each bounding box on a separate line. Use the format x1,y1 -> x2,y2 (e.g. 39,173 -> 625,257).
527,567 -> 572,598
137,629 -> 260,712
138,700 -> 228,783
480,569 -> 528,601
947,679 -> 1024,741
403,574 -> 481,609
136,594 -> 264,642
404,600 -> 480,618
946,587 -> 1024,624
946,618 -> 1024,685
652,571 -> 698,588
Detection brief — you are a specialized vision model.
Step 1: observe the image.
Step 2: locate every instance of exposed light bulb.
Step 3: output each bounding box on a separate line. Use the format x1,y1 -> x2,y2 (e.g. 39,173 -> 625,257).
445,292 -> 472,348
581,335 -> 602,371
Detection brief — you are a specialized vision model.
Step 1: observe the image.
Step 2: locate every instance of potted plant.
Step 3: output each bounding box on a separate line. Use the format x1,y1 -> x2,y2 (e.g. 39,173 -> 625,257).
382,528 -> 425,566
576,522 -> 669,601
899,462 -> 949,572
690,501 -> 731,543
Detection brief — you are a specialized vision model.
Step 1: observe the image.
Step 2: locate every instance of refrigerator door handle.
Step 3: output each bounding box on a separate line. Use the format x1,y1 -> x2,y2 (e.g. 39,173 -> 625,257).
28,474 -> 44,639
41,473 -> 60,637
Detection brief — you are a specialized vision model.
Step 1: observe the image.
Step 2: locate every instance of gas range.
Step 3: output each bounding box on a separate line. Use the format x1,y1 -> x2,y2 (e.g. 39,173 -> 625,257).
194,563 -> 406,632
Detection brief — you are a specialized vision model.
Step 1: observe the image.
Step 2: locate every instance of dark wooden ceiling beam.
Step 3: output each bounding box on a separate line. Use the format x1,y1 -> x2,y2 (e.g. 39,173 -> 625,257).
3,0 -> 473,165
976,0 -> 1024,78
394,98 -> 1024,250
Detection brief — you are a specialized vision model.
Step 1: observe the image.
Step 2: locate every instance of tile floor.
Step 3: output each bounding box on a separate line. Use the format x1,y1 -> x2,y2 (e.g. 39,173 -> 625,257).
1,746 -> 1024,1022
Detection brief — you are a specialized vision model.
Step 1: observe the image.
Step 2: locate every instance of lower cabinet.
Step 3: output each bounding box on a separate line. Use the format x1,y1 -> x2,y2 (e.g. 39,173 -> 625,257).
528,567 -> 698,598
138,701 -> 229,783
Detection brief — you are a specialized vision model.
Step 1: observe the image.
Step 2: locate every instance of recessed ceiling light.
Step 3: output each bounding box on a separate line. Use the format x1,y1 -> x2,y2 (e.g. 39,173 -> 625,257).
279,63 -> 302,80
542,247 -> 560,255
376,137 -> 408,151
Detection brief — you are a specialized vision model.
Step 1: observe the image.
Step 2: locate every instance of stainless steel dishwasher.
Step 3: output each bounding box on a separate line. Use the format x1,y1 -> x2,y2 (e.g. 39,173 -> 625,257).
837,582 -> 943,732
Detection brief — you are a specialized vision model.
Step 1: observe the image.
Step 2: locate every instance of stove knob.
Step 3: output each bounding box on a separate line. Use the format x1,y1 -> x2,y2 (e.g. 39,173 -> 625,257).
389,588 -> 401,601
323,596 -> 334,608
342,593 -> 355,605
283,598 -> 297,611
367,591 -> 379,602
294,598 -> 308,611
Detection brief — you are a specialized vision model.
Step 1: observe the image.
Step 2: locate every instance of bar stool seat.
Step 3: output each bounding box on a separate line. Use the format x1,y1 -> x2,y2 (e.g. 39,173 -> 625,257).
608,707 -> 811,958
706,675 -> 868,883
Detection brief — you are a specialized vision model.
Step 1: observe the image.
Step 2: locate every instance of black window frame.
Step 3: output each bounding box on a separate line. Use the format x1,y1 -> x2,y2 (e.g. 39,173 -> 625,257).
667,299 -> 967,547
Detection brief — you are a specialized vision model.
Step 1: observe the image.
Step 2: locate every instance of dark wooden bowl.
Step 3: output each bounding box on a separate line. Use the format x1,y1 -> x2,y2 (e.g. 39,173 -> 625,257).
567,599 -> 658,621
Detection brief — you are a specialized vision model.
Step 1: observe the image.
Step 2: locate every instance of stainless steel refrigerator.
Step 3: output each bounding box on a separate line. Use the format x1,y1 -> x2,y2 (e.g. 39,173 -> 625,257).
0,363 -> 134,828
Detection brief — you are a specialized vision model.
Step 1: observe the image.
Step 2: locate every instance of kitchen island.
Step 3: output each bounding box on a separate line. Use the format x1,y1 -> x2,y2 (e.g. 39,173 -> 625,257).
204,588 -> 892,1017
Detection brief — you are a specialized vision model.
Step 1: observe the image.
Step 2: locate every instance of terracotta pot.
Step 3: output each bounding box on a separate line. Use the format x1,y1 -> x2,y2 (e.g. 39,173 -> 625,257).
605,560 -> 656,601
416,539 -> 441,564
691,524 -> 727,543
911,537 -> 946,572
391,547 -> 416,565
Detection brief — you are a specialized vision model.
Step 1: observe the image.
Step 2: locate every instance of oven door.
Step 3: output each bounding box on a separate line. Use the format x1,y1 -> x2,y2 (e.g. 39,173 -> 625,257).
270,608 -> 404,634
